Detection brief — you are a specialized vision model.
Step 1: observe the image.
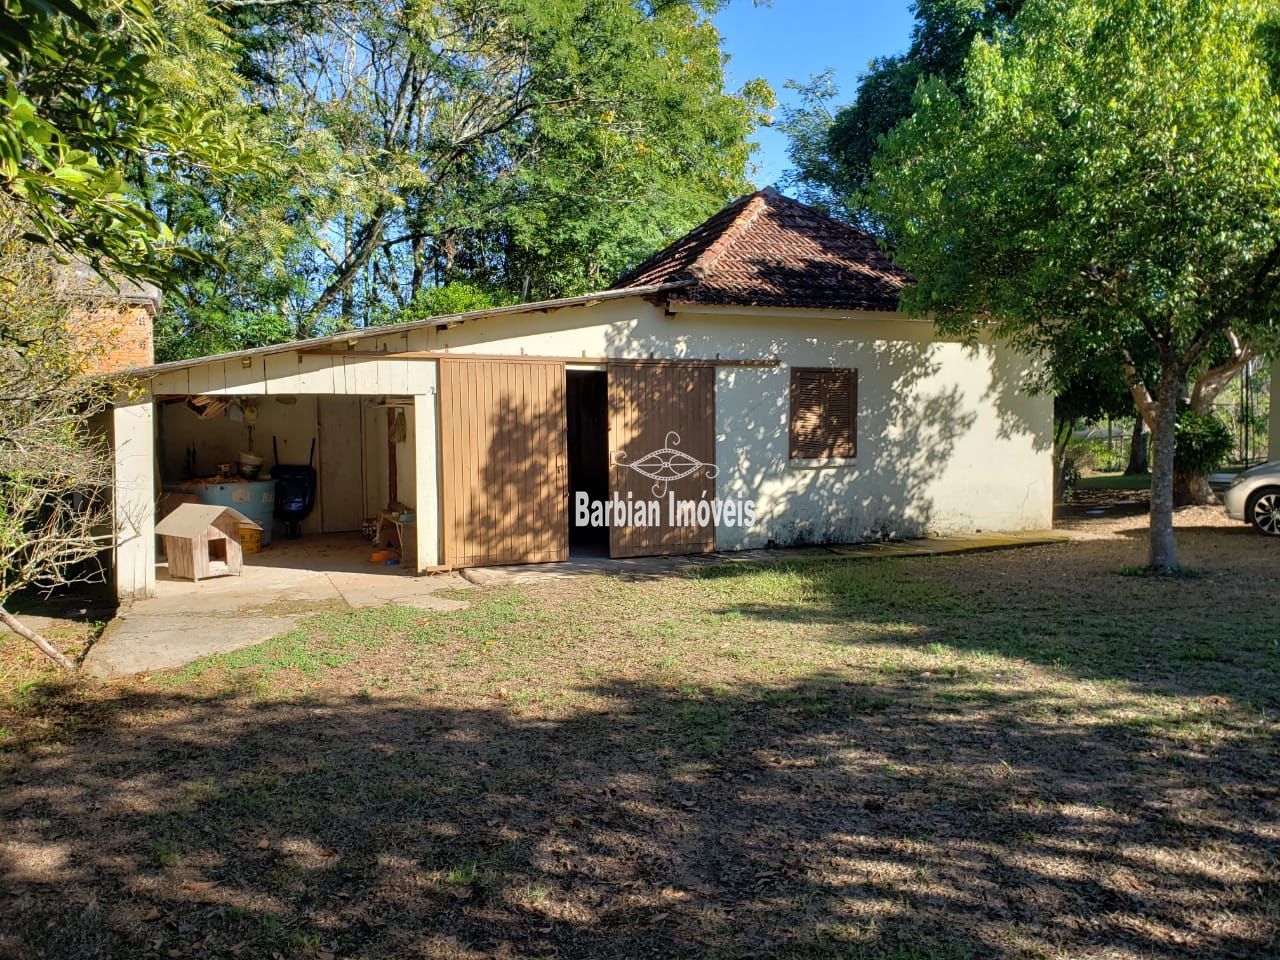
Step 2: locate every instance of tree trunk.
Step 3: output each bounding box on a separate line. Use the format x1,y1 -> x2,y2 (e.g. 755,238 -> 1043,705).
1148,372 -> 1184,572
0,606 -> 76,672
1124,416 -> 1149,475
1052,417 -> 1077,501
1171,343 -> 1255,505
1173,472 -> 1215,506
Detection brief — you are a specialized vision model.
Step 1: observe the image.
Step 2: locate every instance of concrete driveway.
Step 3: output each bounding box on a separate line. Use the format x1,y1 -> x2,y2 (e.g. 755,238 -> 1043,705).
84,535 -> 471,678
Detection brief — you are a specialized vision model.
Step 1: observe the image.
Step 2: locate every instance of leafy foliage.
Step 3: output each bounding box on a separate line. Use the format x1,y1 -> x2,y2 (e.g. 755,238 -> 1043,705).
384,283 -> 516,327
0,202 -> 120,670
0,0 -> 251,281
1173,411 -> 1233,478
153,0 -> 771,358
781,0 -> 1023,222
869,0 -> 1280,569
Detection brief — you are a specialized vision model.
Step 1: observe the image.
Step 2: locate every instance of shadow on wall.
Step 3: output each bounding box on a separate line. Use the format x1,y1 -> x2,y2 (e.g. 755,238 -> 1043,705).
600,319 -> 979,546
444,363 -> 567,565
428,285 -> 1049,549
982,337 -> 1054,451
1,671 -> 1271,959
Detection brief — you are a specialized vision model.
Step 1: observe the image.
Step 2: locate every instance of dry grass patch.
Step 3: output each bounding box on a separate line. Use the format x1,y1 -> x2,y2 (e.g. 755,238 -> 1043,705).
2,522 -> 1278,959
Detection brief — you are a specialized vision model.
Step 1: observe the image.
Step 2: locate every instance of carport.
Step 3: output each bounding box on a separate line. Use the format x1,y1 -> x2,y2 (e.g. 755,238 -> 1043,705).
110,337 -> 443,601
107,285 -> 692,602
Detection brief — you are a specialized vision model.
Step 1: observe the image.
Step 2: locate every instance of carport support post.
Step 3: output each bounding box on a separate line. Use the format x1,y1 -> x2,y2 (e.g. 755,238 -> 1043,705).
414,392 -> 441,571
113,398 -> 157,599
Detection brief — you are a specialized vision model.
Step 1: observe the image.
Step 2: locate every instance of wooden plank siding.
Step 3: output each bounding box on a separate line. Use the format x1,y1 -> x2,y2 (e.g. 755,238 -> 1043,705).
608,362 -> 717,559
439,358 -> 568,567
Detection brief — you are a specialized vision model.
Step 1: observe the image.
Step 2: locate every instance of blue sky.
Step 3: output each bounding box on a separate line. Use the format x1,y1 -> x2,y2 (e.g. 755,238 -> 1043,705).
713,1 -> 916,188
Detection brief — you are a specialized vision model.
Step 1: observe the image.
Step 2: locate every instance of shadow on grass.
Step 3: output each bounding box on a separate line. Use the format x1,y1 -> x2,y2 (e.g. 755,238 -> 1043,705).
695,555 -> 1280,714
1,667 -> 1276,960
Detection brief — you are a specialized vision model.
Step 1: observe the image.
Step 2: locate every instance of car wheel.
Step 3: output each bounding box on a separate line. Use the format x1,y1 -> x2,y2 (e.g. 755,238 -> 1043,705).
1247,487 -> 1280,536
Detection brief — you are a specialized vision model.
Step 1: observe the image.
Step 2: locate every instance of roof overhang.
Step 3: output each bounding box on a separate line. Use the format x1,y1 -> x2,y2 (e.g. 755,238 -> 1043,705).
663,300 -> 923,322
115,281 -> 693,379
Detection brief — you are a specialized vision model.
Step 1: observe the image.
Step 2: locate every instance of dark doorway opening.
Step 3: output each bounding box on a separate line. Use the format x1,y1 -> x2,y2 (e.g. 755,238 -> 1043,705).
567,370 -> 608,550
208,538 -> 228,564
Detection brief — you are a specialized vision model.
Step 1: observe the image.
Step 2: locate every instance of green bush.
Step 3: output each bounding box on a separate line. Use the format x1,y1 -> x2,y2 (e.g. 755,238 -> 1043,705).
1064,437 -> 1125,473
1174,410 -> 1233,476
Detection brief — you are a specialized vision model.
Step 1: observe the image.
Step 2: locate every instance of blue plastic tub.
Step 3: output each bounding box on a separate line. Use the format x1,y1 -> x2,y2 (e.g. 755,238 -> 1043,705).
195,480 -> 276,546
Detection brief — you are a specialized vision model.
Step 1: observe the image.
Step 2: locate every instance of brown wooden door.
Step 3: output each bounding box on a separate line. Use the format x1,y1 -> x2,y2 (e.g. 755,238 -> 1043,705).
608,362 -> 717,559
440,358 -> 568,567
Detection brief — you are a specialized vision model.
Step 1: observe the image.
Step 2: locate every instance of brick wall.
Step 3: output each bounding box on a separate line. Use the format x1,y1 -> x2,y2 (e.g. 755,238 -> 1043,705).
68,302 -> 155,374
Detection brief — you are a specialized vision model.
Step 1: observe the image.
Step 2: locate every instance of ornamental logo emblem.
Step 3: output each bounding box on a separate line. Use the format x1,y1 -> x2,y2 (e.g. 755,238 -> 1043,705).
610,431 -> 719,497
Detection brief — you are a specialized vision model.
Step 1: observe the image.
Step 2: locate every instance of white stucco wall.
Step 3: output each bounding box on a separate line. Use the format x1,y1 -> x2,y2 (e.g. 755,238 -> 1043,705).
143,295 -> 1053,559
415,297 -> 1053,546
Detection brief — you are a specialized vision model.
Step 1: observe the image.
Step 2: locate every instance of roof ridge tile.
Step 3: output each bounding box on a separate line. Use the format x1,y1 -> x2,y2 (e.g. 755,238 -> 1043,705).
688,189 -> 771,280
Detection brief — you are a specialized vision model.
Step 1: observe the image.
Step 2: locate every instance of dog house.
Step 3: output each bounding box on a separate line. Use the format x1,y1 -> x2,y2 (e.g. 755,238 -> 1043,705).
155,504 -> 261,581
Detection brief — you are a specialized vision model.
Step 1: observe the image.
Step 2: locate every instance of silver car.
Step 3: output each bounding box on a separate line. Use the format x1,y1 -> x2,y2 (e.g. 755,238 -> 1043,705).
1223,461 -> 1280,535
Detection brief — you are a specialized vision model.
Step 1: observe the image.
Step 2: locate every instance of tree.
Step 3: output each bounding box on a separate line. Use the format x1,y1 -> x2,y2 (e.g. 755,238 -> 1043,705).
781,0 -> 1024,222
0,1 -> 251,668
0,0 -> 250,282
870,0 -> 1280,571
0,209 -> 117,671
1050,335 -> 1137,498
153,0 -> 771,357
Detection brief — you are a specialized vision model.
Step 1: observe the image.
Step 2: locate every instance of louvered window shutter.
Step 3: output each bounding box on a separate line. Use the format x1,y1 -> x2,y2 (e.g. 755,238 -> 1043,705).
789,368 -> 857,460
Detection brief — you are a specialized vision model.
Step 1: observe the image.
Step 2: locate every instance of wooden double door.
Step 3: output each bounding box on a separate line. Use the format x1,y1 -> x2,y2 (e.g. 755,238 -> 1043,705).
439,357 -> 716,567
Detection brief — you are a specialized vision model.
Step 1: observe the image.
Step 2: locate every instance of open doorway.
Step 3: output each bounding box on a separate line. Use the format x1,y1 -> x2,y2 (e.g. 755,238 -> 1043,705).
567,370 -> 608,551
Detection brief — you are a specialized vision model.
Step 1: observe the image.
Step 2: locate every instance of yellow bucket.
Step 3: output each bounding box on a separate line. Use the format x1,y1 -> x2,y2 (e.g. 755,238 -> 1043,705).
240,524 -> 262,555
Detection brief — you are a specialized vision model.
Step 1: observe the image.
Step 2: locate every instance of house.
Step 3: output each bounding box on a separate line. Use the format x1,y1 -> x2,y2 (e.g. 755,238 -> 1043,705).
57,258 -> 159,373
105,189 -> 1057,600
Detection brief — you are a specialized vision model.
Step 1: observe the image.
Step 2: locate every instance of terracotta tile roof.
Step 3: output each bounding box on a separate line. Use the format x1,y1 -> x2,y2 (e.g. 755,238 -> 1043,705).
612,188 -> 911,312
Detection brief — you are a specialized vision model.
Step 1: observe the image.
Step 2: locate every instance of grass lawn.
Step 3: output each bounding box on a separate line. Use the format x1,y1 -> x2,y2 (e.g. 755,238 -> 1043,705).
2,527 -> 1278,959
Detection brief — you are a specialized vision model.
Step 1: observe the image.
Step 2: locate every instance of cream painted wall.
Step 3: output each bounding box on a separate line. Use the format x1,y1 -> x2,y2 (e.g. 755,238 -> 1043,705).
414,393 -> 440,569
112,401 -> 156,598
415,297 -> 1053,545
143,294 -> 1053,560
362,401 -> 389,517
397,404 -> 417,510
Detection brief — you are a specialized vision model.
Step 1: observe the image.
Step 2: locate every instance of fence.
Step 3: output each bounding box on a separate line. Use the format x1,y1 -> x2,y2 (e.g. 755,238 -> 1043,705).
1070,404 -> 1270,474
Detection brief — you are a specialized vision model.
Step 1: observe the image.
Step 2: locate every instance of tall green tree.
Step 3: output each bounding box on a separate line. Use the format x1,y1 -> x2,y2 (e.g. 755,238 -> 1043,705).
0,0 -> 250,282
871,0 -> 1280,571
153,0 -> 770,359
781,0 -> 1023,222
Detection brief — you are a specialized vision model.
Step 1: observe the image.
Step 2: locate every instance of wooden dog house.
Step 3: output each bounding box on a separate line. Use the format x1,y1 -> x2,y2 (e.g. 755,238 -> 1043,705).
155,504 -> 261,581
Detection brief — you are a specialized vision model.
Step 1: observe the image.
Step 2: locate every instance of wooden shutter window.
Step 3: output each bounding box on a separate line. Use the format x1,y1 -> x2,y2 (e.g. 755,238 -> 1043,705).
789,367 -> 857,460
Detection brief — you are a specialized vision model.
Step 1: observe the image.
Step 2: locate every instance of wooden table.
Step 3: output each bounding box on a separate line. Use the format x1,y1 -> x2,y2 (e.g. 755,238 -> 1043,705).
374,510 -> 417,570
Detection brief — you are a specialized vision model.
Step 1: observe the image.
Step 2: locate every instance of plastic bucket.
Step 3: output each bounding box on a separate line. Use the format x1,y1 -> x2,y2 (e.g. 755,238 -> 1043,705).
240,524 -> 262,554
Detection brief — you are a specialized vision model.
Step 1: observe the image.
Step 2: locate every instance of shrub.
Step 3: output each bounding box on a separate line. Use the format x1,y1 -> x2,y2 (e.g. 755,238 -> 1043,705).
1174,410 -> 1233,476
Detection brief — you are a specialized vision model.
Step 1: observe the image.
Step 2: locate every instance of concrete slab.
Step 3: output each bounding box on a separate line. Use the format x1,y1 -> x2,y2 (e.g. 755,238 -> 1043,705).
85,534 -> 472,678
463,531 -> 1068,586
93,613 -> 301,676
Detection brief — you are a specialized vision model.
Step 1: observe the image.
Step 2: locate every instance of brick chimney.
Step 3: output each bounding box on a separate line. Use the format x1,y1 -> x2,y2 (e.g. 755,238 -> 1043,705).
57,260 -> 161,374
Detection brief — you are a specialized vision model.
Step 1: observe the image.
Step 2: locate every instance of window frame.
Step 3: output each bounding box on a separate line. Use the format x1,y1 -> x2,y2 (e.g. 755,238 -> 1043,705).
788,366 -> 858,463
